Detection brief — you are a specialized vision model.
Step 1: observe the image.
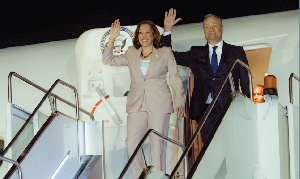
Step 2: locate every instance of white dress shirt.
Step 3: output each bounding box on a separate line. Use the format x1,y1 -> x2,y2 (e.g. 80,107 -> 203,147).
206,40 -> 223,104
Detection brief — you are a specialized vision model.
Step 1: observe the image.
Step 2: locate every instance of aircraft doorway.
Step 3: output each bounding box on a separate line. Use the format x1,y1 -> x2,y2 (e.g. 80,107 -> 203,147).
243,43 -> 272,87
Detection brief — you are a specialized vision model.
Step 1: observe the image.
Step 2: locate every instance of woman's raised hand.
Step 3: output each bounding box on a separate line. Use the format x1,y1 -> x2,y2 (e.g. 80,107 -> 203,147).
109,19 -> 121,41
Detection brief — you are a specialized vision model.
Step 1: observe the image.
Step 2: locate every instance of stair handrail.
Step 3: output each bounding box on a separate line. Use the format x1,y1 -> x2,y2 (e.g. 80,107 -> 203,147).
169,59 -> 252,178
4,78 -> 81,156
0,155 -> 22,179
119,129 -> 187,178
8,71 -> 94,120
289,73 -> 299,104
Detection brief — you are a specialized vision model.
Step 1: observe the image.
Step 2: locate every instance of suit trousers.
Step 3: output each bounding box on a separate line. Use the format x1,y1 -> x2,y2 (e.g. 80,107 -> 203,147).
126,110 -> 170,178
198,104 -> 221,143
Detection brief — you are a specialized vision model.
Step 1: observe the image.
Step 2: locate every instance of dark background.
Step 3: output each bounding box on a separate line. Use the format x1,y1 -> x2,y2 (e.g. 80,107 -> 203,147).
0,0 -> 298,49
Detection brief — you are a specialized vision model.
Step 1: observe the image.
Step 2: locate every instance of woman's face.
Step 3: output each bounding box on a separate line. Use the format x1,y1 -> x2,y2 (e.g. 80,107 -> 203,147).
138,24 -> 154,48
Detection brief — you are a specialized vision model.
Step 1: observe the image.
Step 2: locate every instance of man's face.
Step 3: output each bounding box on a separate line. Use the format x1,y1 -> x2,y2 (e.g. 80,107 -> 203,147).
254,86 -> 265,103
203,17 -> 223,45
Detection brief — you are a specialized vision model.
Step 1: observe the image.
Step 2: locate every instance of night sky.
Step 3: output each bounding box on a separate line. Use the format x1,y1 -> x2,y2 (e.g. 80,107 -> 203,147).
0,0 -> 298,49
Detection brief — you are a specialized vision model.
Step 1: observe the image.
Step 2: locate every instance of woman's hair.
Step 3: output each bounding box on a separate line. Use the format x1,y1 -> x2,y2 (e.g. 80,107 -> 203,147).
133,20 -> 163,49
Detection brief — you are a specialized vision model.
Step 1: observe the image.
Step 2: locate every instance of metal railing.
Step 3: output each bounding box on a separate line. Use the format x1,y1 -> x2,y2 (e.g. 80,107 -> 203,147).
169,59 -> 252,178
289,73 -> 299,104
119,129 -> 187,178
0,155 -> 22,179
3,72 -> 98,177
8,72 -> 94,120
4,73 -> 91,155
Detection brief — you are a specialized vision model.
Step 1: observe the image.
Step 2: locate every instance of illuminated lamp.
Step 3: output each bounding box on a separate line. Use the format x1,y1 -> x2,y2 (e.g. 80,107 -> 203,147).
263,75 -> 278,96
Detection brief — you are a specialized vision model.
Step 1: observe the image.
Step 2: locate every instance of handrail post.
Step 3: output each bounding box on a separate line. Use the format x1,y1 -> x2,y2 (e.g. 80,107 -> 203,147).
48,95 -> 56,113
229,72 -> 235,92
141,148 -> 148,171
56,80 -> 80,120
0,155 -> 23,179
289,73 -> 299,104
248,68 -> 253,100
8,72 -> 12,103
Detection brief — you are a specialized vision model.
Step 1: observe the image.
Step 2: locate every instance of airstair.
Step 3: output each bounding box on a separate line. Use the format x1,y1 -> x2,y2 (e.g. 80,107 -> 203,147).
0,72 -> 104,179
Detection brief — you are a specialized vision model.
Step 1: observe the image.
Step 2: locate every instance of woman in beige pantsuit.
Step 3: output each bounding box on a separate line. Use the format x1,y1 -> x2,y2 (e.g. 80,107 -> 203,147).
102,19 -> 185,178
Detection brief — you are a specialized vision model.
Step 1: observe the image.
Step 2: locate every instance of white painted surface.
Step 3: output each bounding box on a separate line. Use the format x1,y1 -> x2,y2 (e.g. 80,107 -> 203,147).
256,97 -> 281,178
288,104 -> 299,179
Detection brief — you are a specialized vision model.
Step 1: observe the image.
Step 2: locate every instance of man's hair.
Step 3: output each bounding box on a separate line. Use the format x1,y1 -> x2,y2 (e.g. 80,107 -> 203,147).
133,20 -> 163,49
203,14 -> 223,29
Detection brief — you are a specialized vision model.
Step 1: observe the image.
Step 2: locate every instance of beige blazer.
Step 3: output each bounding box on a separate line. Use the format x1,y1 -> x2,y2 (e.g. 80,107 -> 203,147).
102,46 -> 185,114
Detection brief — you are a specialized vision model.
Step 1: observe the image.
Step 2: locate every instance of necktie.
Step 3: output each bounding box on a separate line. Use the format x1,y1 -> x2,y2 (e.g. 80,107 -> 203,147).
211,46 -> 218,98
211,46 -> 218,75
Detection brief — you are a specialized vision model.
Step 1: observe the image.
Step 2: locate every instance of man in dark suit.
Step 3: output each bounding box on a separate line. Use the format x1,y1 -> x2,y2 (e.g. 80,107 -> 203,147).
162,9 -> 251,143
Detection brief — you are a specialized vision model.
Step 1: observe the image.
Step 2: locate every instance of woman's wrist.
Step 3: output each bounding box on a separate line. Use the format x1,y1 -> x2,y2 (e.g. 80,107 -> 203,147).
106,38 -> 115,48
108,37 -> 116,43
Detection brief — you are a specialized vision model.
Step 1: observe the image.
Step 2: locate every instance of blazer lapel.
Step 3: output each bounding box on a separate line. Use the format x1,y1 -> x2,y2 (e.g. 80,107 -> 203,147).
199,44 -> 214,76
132,48 -> 144,77
195,45 -> 209,64
145,48 -> 159,77
215,42 -> 231,77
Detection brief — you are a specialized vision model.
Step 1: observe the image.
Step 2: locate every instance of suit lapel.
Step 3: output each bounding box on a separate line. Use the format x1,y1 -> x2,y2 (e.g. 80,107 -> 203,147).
132,48 -> 144,77
145,48 -> 159,77
197,45 -> 209,64
199,44 -> 214,76
215,42 -> 231,77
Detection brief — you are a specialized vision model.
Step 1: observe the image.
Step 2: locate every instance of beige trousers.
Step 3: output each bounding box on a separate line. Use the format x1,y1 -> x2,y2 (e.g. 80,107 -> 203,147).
126,111 -> 170,178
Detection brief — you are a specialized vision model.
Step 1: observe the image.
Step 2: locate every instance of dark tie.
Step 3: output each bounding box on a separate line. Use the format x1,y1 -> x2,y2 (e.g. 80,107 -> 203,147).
211,46 -> 218,98
211,46 -> 218,75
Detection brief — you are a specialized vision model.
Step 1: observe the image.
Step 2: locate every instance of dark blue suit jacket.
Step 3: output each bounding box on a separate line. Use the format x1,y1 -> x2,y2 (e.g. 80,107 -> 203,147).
162,34 -> 251,120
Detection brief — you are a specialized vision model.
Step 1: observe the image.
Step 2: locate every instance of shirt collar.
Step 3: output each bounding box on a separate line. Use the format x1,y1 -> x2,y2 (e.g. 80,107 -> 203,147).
208,40 -> 223,50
